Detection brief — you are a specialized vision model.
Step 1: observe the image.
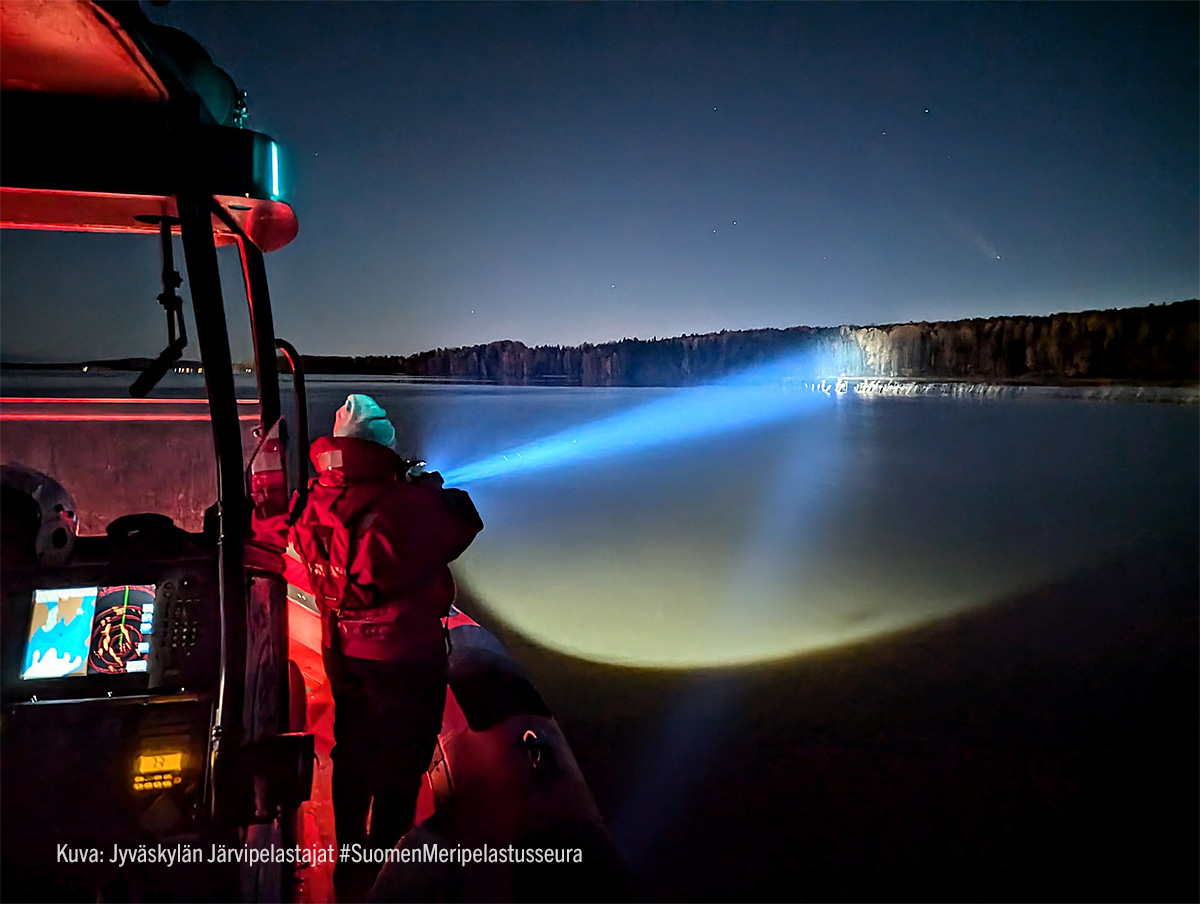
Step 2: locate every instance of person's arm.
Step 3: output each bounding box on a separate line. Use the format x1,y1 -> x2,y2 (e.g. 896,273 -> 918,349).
403,470 -> 483,559
439,487 -> 484,542
348,482 -> 482,600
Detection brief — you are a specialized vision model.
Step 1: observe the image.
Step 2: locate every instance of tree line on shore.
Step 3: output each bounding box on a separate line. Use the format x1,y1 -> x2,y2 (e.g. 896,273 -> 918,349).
286,300 -> 1198,387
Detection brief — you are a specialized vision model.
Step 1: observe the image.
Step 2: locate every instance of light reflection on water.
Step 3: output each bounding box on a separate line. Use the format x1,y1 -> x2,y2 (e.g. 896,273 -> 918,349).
4,373 -> 1194,667
302,380 -> 1198,668
14,373 -> 1187,895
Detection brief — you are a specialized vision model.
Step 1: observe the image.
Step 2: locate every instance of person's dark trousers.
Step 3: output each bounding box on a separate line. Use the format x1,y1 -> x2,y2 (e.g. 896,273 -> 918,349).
323,639 -> 447,900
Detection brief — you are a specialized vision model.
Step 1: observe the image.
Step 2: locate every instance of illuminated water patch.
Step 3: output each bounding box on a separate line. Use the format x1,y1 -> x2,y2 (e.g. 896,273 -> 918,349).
424,384 -> 1186,670
456,531 -> 1009,669
447,406 -> 1021,669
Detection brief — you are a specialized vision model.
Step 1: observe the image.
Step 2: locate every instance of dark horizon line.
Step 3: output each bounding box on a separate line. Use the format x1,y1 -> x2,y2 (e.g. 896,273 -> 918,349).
2,298 -> 1195,368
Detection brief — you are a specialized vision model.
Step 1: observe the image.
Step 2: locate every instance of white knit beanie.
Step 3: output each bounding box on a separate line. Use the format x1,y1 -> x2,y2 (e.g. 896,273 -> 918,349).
333,393 -> 396,448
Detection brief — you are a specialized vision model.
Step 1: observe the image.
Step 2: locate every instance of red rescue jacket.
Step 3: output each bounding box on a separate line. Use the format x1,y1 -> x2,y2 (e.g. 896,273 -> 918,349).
288,436 -> 483,662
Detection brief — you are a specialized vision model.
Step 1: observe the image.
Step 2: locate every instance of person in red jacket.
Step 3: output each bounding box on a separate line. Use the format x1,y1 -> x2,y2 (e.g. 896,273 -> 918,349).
289,393 -> 482,899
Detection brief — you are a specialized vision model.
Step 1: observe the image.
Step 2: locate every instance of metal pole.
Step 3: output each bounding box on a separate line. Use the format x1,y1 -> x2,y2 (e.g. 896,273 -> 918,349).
178,186 -> 248,822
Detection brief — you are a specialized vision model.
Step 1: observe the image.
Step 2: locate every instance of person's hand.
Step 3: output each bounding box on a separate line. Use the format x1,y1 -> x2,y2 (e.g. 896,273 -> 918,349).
406,462 -> 444,488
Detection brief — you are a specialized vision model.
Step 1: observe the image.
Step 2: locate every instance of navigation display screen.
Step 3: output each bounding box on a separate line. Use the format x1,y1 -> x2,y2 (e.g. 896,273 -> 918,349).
22,585 -> 157,679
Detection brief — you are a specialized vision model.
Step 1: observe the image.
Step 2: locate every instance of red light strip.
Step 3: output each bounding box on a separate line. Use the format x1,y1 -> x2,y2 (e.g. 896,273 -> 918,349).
0,397 -> 259,405
0,414 -> 260,422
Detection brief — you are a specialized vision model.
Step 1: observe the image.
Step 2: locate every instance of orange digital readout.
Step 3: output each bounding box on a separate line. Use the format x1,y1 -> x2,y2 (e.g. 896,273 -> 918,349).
137,752 -> 183,773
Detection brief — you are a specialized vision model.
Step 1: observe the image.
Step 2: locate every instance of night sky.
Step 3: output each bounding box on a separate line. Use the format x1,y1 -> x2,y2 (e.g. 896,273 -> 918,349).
2,1 -> 1197,361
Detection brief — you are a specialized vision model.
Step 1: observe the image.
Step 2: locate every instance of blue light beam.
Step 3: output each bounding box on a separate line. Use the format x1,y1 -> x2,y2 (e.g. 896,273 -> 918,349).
440,350 -> 839,486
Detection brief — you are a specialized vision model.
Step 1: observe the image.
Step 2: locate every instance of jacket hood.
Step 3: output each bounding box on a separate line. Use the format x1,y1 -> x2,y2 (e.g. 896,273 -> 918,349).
310,435 -> 400,486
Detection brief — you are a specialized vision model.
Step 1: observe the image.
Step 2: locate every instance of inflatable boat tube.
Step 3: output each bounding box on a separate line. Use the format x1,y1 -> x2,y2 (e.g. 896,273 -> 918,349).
287,595 -> 628,903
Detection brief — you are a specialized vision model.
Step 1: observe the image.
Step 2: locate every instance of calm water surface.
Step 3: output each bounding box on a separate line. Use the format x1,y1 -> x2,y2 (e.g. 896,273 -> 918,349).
308,380 -> 1198,901
5,373 -> 1196,900
300,380 -> 1196,668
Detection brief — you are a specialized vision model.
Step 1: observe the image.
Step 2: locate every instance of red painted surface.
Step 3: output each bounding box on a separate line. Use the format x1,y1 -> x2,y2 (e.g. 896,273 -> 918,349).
0,188 -> 299,252
0,0 -> 166,101
217,194 -> 299,254
0,188 -> 177,235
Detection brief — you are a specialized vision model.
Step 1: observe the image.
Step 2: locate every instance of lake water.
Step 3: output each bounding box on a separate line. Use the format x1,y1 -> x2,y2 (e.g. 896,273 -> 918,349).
295,379 -> 1197,667
304,378 -> 1200,901
3,373 -> 1197,899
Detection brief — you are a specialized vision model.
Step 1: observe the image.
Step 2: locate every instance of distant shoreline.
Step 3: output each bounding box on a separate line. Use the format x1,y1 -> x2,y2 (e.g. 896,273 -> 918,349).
289,300 -> 1200,388
4,301 -> 1196,395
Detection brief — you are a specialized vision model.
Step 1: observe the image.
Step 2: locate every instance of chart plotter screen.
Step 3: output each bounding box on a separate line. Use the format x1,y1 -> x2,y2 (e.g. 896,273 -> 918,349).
22,585 -> 157,679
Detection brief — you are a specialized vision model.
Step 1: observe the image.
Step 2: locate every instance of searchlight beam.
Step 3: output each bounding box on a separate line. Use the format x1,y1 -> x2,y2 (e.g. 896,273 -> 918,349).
440,351 -> 839,487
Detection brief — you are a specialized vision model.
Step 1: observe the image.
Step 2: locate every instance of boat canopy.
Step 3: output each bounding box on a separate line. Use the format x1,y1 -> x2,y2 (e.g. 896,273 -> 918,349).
0,0 -> 298,252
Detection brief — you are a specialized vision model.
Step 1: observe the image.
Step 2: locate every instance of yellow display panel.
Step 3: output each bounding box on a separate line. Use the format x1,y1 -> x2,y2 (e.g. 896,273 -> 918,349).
137,752 -> 183,773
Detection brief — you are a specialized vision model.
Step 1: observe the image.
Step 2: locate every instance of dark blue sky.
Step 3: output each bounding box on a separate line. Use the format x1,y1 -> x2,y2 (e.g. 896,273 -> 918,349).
3,1 -> 1197,360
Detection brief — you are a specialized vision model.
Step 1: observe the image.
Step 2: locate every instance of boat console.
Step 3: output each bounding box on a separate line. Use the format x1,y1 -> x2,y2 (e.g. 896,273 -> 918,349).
2,514 -> 221,701
0,515 -> 228,899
